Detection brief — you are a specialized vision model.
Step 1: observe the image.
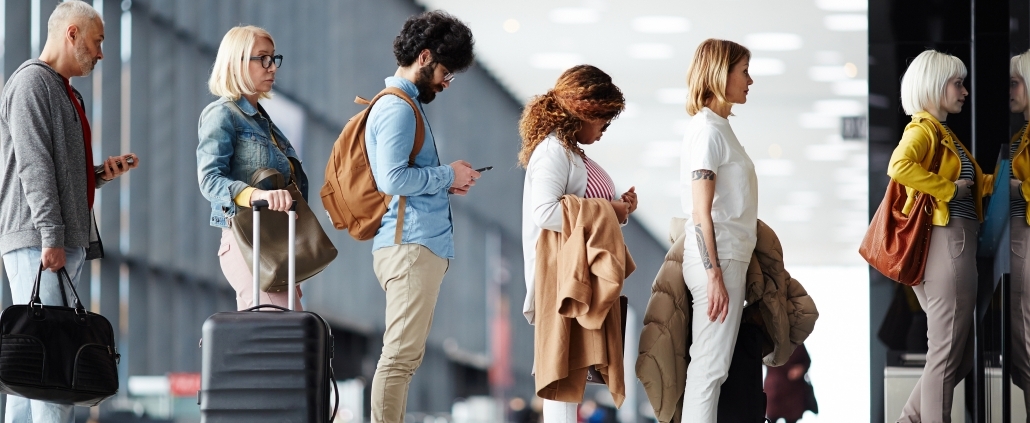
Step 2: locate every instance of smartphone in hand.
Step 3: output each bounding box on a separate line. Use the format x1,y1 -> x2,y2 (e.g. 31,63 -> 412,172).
475,166 -> 492,173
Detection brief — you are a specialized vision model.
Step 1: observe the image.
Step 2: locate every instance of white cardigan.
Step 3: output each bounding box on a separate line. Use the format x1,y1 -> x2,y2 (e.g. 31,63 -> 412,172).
521,135 -> 589,324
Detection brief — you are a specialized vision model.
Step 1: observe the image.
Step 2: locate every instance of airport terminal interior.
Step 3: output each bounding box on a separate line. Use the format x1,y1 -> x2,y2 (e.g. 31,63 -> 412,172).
0,0 -> 1026,422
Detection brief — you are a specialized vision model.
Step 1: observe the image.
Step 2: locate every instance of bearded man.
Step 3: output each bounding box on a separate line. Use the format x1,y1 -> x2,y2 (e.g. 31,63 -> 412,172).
364,10 -> 478,423
0,2 -> 138,420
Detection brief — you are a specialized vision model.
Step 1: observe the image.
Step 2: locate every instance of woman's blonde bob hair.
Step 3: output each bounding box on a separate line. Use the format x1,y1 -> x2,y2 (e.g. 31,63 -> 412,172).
685,39 -> 751,116
900,50 -> 967,116
1012,50 -> 1030,106
208,26 -> 274,100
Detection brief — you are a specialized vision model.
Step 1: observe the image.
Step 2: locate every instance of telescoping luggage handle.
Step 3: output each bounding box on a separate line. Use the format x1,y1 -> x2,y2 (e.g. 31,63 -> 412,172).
250,199 -> 298,311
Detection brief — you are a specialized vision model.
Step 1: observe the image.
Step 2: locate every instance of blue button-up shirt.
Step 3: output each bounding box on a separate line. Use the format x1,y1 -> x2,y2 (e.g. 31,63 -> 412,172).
366,77 -> 456,258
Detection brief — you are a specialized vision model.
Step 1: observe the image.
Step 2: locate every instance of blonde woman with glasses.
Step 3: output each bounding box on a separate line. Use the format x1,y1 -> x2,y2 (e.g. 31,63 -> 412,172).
197,26 -> 304,310
889,50 -> 992,423
679,38 -> 757,422
1009,48 -> 1030,420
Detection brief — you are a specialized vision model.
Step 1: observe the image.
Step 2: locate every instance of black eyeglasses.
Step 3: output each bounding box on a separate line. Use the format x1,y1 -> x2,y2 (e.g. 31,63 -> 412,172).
249,54 -> 283,69
601,121 -> 611,132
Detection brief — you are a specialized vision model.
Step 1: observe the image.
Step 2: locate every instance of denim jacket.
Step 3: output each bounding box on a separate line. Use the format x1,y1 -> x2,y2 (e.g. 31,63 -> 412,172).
367,77 -> 456,259
197,96 -> 308,228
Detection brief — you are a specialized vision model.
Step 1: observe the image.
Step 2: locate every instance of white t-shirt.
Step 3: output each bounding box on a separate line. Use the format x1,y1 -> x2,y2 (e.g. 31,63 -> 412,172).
680,107 -> 758,262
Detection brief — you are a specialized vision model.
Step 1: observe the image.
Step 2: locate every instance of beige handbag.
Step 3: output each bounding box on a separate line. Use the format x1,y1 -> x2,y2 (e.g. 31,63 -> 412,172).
230,168 -> 338,292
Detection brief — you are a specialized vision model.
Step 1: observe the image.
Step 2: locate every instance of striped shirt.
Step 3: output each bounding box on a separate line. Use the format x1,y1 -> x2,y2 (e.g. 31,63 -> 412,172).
1013,123 -> 1028,218
583,156 -> 616,200
942,124 -> 978,220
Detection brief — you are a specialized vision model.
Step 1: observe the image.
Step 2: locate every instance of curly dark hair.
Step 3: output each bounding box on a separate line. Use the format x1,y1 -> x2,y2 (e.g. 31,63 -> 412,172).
518,65 -> 625,167
393,11 -> 475,73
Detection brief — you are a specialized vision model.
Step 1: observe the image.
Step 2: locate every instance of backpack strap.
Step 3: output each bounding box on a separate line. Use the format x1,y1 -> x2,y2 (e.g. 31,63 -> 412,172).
359,87 -> 426,244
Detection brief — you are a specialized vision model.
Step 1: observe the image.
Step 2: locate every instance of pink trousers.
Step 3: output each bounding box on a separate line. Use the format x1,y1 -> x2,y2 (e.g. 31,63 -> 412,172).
218,229 -> 302,311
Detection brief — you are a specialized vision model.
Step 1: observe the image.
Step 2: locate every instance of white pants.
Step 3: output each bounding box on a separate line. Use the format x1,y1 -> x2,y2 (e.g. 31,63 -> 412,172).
2,246 -> 86,423
542,400 -> 577,422
680,257 -> 748,423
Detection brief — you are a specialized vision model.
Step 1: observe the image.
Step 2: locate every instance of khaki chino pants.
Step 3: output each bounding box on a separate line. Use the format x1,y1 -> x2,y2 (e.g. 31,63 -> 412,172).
371,244 -> 449,423
899,217 -> 979,423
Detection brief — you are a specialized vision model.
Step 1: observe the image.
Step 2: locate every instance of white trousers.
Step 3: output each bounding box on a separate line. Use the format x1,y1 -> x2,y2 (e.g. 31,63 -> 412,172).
542,400 -> 577,422
680,257 -> 748,423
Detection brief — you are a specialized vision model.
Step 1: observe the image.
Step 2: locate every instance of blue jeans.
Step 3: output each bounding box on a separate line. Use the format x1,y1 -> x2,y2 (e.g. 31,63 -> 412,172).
1,246 -> 85,423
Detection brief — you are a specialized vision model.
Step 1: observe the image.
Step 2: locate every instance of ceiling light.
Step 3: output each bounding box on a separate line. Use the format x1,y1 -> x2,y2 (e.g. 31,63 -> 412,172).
743,33 -> 803,51
815,50 -> 843,65
549,8 -> 600,24
631,16 -> 690,33
530,53 -> 583,70
657,88 -> 689,105
749,57 -> 786,76
503,19 -> 520,33
833,79 -> 867,96
815,0 -> 868,11
809,65 -> 849,81
629,43 -> 674,60
844,62 -> 859,77
815,99 -> 863,116
825,14 -> 868,31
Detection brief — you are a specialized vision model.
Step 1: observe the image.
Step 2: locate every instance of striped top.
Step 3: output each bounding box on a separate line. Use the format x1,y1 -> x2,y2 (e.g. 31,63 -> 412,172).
1013,123 -> 1028,218
942,124 -> 978,220
583,156 -> 616,200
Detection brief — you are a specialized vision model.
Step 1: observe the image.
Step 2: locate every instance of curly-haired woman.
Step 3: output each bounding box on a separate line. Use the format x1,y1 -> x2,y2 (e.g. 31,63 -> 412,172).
519,65 -> 636,423
679,39 -> 757,422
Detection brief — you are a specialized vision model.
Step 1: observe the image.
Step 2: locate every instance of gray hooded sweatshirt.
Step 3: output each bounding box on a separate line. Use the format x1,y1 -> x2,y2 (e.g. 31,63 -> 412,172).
0,59 -> 108,254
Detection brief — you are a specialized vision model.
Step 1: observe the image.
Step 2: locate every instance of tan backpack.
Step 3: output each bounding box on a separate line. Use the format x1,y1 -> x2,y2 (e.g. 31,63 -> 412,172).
320,87 -> 424,242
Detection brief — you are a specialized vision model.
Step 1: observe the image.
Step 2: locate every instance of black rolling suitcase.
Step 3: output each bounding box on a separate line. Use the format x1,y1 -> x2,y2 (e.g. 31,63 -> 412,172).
199,200 -> 338,423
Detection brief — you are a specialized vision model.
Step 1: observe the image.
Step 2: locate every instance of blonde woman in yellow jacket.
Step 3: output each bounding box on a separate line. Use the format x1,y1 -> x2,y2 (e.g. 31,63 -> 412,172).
1008,49 -> 1030,419
888,50 -> 992,423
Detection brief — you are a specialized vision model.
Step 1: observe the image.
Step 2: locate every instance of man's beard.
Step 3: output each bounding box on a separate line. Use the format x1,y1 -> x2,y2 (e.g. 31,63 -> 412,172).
74,40 -> 97,76
414,64 -> 443,103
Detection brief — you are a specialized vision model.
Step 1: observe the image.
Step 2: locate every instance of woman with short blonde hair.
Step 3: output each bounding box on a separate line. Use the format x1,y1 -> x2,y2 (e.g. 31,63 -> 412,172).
197,25 -> 303,310
679,38 -> 757,422
1008,49 -> 1030,419
889,50 -> 991,423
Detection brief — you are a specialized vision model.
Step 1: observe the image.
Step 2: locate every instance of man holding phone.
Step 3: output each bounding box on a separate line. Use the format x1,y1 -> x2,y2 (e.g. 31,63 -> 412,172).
364,11 -> 478,423
0,4 -> 139,419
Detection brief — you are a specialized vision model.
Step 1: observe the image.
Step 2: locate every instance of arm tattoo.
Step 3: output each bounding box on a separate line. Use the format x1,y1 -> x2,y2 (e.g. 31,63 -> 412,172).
692,170 -> 716,181
694,224 -> 719,269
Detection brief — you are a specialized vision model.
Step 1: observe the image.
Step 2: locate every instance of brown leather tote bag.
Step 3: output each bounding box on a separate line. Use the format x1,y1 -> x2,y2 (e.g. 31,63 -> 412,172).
231,168 -> 338,292
859,142 -> 944,286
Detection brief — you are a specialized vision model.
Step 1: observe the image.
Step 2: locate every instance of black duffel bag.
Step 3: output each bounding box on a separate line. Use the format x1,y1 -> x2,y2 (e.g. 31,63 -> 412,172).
0,264 -> 119,406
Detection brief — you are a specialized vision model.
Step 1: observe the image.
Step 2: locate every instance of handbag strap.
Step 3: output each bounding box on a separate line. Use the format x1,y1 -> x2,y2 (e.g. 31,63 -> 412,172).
250,167 -> 286,190
30,263 -> 85,312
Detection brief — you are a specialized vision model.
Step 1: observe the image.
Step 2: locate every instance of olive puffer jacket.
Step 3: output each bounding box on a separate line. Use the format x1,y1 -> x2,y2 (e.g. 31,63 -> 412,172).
635,218 -> 819,423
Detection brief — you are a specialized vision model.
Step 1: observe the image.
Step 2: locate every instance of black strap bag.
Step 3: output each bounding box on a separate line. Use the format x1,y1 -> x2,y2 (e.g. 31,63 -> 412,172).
0,264 -> 120,406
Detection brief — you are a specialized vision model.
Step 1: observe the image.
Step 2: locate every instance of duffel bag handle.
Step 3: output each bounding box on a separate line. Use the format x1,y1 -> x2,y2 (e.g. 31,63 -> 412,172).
30,264 -> 85,312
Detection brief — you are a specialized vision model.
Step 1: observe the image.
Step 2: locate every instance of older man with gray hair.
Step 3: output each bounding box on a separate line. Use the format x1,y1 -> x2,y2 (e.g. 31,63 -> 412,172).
0,1 -> 138,420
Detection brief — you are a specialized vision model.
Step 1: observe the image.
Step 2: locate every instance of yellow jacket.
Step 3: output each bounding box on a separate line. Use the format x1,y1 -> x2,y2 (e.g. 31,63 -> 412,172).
1010,127 -> 1030,225
887,112 -> 993,225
